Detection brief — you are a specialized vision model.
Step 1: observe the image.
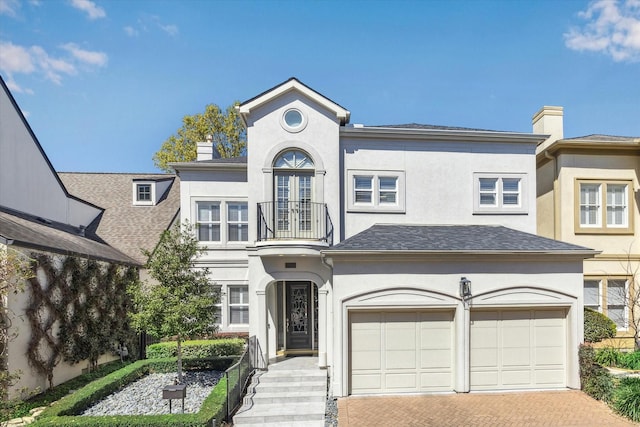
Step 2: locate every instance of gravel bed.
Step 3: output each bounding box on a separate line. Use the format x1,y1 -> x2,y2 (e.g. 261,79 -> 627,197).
325,394 -> 338,426
82,370 -> 223,416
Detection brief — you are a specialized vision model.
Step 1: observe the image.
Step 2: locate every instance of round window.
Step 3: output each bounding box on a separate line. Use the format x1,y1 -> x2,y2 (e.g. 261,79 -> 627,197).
281,108 -> 307,132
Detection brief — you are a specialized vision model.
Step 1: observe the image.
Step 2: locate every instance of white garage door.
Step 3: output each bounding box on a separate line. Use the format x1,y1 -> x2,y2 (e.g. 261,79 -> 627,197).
350,310 -> 454,395
470,309 -> 566,390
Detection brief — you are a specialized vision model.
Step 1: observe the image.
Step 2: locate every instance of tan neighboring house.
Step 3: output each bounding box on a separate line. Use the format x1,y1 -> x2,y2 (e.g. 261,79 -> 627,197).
58,172 -> 181,283
535,106 -> 640,349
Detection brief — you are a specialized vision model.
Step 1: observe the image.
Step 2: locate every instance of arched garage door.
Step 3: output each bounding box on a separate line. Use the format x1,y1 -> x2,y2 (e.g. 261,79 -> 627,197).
349,310 -> 455,395
470,308 -> 567,390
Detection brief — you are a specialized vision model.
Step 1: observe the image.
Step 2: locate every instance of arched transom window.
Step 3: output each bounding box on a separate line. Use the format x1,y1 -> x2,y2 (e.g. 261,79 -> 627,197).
274,150 -> 314,169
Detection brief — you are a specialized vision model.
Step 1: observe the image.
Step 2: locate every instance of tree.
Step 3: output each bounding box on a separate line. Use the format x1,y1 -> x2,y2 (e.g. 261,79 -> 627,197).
128,223 -> 218,382
153,103 -> 246,172
0,246 -> 33,399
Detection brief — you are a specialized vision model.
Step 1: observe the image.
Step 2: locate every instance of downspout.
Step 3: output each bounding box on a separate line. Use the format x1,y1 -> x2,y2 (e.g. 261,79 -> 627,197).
544,150 -> 560,240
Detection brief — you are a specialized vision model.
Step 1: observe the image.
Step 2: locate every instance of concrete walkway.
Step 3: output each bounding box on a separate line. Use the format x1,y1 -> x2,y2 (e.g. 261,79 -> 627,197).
338,390 -> 637,426
233,356 -> 326,427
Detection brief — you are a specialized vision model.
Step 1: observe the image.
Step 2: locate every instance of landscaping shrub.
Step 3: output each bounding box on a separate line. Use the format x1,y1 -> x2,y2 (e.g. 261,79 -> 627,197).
595,346 -> 622,367
619,351 -> 640,370
579,344 -> 614,402
584,308 -> 616,343
1,360 -> 131,422
613,377 -> 640,422
146,338 -> 245,359
30,356 -> 235,427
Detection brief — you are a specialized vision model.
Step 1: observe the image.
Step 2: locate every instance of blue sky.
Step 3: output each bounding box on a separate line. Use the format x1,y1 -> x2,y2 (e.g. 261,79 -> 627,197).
1,0 -> 639,173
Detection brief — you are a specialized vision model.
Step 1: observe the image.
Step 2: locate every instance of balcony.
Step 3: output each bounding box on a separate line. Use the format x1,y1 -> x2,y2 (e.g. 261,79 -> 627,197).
257,201 -> 333,245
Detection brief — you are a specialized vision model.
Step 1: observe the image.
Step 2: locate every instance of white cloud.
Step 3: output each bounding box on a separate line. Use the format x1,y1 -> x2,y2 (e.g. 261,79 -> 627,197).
124,26 -> 139,37
60,43 -> 108,67
565,0 -> 640,62
0,41 -> 36,74
0,40 -> 107,89
159,23 -> 178,36
0,0 -> 19,17
69,0 -> 105,20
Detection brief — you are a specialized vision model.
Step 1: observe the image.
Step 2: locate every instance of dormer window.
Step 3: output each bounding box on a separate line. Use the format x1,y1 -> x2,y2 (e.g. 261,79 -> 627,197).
137,184 -> 152,202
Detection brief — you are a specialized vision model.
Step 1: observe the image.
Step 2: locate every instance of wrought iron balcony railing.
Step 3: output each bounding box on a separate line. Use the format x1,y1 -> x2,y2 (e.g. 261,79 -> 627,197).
257,201 -> 333,245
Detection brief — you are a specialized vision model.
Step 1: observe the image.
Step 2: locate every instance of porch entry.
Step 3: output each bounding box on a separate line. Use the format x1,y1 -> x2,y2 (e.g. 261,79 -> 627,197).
276,281 -> 318,354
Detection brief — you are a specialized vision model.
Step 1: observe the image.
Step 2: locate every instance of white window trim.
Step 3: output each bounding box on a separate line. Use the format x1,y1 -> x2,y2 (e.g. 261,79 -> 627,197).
132,182 -> 156,206
228,285 -> 249,326
227,202 -> 249,242
583,279 -> 603,312
606,278 -> 630,332
193,198 -> 249,246
347,170 -> 405,213
473,172 -> 528,214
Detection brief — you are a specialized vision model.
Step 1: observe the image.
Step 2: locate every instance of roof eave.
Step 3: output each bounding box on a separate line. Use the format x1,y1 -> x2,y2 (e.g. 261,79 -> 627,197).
323,249 -> 599,258
168,162 -> 247,173
237,78 -> 350,126
340,126 -> 547,144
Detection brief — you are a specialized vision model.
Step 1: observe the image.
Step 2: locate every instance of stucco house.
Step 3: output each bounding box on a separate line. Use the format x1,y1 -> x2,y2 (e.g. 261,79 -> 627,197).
172,78 -> 597,397
535,107 -> 640,350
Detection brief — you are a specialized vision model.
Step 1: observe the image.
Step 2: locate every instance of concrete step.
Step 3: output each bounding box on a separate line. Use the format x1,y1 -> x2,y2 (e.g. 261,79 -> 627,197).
249,381 -> 327,393
250,389 -> 326,404
233,401 -> 326,424
233,421 -> 324,427
257,371 -> 327,383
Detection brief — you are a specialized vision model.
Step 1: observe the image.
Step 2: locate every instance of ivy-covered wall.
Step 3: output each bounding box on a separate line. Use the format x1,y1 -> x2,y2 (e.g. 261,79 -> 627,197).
20,252 -> 139,391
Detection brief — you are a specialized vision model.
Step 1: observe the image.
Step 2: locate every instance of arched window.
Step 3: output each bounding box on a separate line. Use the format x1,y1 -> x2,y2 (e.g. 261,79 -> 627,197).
273,150 -> 314,169
272,150 -> 315,235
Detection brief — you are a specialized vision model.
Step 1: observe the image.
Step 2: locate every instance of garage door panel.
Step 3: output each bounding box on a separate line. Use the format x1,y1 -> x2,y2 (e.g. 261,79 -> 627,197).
386,350 -> 416,369
350,310 -> 454,395
502,348 -> 531,366
502,369 -> 532,386
535,369 -> 565,385
470,371 -> 498,387
386,373 -> 417,389
471,309 -> 566,391
351,373 -> 381,391
421,349 -> 453,369
421,372 -> 454,389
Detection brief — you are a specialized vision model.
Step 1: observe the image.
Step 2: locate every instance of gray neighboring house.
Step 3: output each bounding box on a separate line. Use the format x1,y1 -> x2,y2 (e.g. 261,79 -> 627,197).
58,172 -> 181,281
0,75 -> 140,397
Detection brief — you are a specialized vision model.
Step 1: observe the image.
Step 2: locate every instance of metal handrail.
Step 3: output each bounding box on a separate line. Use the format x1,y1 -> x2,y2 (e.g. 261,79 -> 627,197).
257,201 -> 333,243
225,336 -> 264,422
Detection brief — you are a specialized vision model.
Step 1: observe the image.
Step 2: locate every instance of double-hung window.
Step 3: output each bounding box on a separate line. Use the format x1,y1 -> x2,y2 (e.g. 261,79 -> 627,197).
576,180 -> 632,233
227,203 -> 248,242
348,170 -> 405,212
474,173 -> 527,213
197,202 -> 221,242
229,286 -> 249,325
583,278 -> 629,331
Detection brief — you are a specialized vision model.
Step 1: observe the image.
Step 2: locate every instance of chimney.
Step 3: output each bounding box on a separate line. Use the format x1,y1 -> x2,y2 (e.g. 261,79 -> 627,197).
197,135 -> 213,161
532,106 -> 563,142
196,135 -> 220,161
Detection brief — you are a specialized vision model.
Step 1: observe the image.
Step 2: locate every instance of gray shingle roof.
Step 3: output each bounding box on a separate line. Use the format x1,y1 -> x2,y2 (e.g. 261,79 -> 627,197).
58,173 -> 180,264
369,123 -> 507,133
327,224 -> 593,253
0,206 -> 138,265
562,134 -> 640,142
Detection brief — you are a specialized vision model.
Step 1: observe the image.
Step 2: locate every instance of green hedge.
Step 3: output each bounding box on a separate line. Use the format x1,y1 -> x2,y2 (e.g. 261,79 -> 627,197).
146,339 -> 245,359
31,357 -> 235,427
579,344 -> 614,402
584,308 -> 616,343
1,360 -> 132,422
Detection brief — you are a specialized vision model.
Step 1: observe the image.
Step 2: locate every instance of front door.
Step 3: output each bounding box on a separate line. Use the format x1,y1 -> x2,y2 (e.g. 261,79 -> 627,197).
275,172 -> 314,239
286,282 -> 313,350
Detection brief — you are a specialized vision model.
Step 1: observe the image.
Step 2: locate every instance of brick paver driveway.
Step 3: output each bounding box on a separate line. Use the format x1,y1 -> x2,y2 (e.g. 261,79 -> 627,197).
338,390 -> 637,426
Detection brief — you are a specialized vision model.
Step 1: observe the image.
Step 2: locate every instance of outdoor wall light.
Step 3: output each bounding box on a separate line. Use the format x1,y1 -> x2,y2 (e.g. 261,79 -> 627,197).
459,277 -> 472,299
